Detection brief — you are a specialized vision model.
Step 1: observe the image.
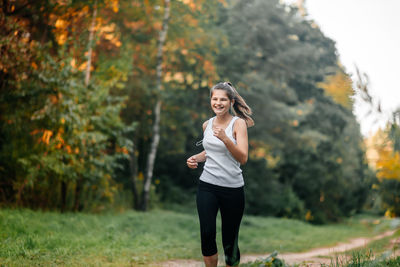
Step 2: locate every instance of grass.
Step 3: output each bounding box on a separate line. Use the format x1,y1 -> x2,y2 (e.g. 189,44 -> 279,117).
241,252 -> 400,267
0,208 -> 396,266
239,214 -> 395,254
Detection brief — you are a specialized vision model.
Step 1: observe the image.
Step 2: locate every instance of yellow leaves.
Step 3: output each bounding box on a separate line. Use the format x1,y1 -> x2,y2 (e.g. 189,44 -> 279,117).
70,58 -> 77,68
385,209 -> 395,218
99,24 -> 116,33
56,33 -> 67,45
173,72 -> 184,83
249,141 -> 280,168
186,73 -> 194,84
305,210 -> 313,221
164,72 -> 187,83
376,150 -> 400,181
253,147 -> 267,158
104,0 -> 119,13
366,127 -> 400,181
55,19 -> 68,29
31,62 -> 38,70
98,23 -> 121,47
318,68 -> 354,109
320,192 -> 325,202
104,33 -> 115,41
78,61 -> 87,71
138,172 -> 144,181
50,14 -> 70,46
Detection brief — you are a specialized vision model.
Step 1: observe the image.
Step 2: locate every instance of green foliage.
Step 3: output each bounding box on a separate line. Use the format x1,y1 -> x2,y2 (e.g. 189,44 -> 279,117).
378,179 -> 400,216
1,50 -> 133,210
212,0 -> 369,222
1,0 -> 374,219
151,0 -> 370,223
240,251 -> 287,267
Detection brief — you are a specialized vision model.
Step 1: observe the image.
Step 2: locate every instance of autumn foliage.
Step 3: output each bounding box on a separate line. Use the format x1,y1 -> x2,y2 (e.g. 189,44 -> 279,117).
0,0 -> 379,222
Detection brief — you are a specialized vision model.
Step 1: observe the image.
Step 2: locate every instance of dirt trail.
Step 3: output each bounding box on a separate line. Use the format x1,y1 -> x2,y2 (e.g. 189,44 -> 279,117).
155,230 -> 397,267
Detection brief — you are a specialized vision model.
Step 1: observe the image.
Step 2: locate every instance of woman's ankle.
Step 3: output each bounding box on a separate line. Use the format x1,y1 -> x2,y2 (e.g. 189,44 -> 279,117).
203,253 -> 218,267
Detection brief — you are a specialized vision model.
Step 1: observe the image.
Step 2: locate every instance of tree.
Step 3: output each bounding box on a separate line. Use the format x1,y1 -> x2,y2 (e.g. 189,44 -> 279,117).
141,0 -> 171,211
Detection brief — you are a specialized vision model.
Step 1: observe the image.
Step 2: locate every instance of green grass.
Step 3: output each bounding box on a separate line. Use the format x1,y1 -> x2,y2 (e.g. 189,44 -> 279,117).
239,214 -> 393,254
0,208 -> 396,266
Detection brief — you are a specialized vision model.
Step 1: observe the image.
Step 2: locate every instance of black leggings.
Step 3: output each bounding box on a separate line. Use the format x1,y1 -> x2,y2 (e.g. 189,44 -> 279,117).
196,180 -> 245,266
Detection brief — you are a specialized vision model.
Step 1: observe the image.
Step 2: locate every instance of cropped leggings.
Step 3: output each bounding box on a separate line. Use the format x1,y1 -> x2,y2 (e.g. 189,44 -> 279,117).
196,180 -> 245,266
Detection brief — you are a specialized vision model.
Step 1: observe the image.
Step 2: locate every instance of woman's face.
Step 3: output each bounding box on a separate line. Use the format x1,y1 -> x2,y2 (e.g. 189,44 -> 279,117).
211,89 -> 232,116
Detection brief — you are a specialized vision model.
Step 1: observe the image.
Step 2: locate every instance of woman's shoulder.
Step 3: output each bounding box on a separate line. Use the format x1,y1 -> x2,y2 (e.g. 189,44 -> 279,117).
202,120 -> 208,131
233,117 -> 247,130
202,117 -> 215,131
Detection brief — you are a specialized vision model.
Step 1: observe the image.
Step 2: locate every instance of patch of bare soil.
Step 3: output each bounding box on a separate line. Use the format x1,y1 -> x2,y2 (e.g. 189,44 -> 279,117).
155,230 -> 397,267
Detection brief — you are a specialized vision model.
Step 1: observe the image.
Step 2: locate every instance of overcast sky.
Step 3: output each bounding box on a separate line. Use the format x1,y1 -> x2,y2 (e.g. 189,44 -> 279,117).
285,0 -> 400,136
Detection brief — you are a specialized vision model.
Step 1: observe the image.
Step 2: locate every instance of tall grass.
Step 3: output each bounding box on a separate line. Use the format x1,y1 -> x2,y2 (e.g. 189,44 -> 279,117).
241,251 -> 400,267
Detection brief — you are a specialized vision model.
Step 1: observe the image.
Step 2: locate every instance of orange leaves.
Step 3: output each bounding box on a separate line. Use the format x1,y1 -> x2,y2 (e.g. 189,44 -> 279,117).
105,0 -> 119,13
123,20 -> 145,32
41,130 -> 53,145
54,131 -> 65,149
177,0 -> 201,12
97,23 -> 122,48
55,18 -> 68,29
30,127 -> 68,151
116,145 -> 129,155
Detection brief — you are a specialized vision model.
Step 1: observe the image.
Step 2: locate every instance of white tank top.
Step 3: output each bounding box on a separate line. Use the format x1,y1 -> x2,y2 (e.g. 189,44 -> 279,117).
199,116 -> 244,188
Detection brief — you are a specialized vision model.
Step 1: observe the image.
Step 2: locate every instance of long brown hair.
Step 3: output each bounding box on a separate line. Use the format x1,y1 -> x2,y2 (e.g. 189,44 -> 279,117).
210,82 -> 254,127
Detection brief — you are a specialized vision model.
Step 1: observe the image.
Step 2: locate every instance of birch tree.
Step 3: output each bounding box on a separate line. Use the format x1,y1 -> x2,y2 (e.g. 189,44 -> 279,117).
141,0 -> 171,211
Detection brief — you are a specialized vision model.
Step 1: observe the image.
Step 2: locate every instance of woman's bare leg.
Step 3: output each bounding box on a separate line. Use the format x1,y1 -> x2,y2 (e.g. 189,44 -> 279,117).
203,253 -> 218,267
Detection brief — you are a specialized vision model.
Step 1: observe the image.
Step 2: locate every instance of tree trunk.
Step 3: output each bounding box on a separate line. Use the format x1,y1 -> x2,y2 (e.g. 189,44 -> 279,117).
74,178 -> 83,211
85,1 -> 97,87
141,0 -> 170,211
60,180 -> 67,213
129,144 -> 140,210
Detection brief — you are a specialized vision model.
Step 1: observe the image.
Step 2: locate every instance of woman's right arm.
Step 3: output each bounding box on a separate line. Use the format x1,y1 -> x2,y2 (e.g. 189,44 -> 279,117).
186,120 -> 208,169
186,150 -> 206,169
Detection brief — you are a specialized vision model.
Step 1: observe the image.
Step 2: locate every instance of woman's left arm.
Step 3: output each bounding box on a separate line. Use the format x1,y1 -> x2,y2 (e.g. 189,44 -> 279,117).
213,119 -> 248,165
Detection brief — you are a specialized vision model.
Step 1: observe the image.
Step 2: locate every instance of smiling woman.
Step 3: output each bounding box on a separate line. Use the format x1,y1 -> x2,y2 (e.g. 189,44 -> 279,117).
186,82 -> 254,267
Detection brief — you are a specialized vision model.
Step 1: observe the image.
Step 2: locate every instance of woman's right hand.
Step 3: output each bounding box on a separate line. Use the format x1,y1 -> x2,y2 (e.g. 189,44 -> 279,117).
186,156 -> 198,169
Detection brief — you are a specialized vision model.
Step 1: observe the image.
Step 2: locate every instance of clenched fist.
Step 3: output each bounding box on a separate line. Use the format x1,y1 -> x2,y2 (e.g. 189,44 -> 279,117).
187,156 -> 198,169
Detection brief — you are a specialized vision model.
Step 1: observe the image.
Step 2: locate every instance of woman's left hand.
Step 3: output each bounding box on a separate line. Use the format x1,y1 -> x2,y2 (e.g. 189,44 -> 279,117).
213,127 -> 228,142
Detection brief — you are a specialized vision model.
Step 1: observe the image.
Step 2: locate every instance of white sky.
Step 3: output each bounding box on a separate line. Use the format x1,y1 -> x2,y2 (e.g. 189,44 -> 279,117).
286,0 -> 400,136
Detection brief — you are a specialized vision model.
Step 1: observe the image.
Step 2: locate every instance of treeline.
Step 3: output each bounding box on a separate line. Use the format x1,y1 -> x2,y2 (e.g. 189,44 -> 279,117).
0,0 -> 374,223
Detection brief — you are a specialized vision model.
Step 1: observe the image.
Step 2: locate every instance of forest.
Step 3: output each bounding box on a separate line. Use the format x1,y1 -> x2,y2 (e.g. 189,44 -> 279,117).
1,0 -> 400,225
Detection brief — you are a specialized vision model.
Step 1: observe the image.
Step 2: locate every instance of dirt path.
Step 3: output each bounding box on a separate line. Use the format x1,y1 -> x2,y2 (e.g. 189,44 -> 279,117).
155,230 -> 397,267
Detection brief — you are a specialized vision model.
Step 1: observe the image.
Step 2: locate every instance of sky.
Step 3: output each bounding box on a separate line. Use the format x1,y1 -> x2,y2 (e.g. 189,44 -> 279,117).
285,0 -> 400,136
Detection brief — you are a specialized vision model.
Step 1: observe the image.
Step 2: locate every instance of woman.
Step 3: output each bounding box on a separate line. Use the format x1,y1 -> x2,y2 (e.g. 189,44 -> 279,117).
187,82 -> 254,267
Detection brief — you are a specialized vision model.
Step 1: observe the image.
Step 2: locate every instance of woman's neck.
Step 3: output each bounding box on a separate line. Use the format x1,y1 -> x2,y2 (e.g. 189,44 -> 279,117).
215,113 -> 233,124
